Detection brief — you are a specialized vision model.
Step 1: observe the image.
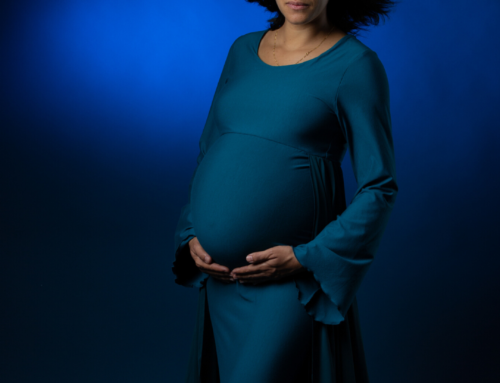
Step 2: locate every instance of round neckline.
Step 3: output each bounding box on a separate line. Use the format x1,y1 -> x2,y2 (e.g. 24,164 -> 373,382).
254,28 -> 352,68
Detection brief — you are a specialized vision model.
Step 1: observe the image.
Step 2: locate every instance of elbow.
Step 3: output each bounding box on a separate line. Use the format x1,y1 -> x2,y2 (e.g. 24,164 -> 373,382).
383,176 -> 398,206
362,174 -> 398,208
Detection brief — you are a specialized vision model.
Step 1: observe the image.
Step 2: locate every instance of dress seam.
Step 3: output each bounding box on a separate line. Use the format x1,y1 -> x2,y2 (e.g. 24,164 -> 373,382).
324,139 -> 332,159
334,50 -> 372,115
334,50 -> 374,142
307,154 -> 317,242
220,131 -> 327,159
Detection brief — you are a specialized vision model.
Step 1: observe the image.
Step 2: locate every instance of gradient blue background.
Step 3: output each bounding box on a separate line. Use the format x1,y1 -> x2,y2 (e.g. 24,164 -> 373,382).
1,1 -> 499,382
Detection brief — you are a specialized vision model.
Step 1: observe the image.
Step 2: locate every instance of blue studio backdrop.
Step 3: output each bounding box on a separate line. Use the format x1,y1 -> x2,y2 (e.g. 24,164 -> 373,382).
1,1 -> 499,382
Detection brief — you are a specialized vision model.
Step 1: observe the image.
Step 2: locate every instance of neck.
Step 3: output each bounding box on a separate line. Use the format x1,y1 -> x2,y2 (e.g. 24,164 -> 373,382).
278,17 -> 334,50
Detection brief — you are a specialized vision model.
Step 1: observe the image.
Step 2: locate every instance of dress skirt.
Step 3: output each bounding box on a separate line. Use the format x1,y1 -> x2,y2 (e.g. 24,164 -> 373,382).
206,275 -> 313,383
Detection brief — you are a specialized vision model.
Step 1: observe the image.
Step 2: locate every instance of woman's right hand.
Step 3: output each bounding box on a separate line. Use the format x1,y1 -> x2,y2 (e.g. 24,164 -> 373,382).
188,237 -> 234,283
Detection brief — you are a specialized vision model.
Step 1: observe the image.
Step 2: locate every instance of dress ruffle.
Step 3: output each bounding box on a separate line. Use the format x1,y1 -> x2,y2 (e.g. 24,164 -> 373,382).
172,203 -> 208,289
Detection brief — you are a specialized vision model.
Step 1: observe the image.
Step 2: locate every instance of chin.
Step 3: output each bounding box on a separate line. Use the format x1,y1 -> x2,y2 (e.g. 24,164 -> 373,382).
284,15 -> 312,24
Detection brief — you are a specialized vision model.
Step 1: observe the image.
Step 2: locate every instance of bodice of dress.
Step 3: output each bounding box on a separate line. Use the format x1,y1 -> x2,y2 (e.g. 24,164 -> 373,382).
173,28 -> 398,326
210,30 -> 353,163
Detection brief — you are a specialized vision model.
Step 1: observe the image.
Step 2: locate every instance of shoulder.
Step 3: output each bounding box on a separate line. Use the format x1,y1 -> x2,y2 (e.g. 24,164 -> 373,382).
340,37 -> 387,78
225,29 -> 266,54
233,29 -> 265,45
219,29 -> 266,68
334,38 -> 390,112
333,37 -> 389,100
340,37 -> 385,73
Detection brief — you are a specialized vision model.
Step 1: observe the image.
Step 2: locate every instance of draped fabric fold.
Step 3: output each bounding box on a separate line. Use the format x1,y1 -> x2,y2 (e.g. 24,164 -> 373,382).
184,286 -> 220,383
293,155 -> 347,325
292,155 -> 369,382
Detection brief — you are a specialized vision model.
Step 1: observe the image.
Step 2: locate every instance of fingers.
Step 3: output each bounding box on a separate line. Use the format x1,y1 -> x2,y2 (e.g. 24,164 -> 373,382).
231,263 -> 267,277
191,240 -> 213,265
232,246 -> 286,283
191,255 -> 232,283
192,252 -> 230,274
190,240 -> 230,273
189,237 -> 211,263
196,260 -> 235,282
245,249 -> 273,265
189,240 -> 281,284
198,262 -> 231,274
231,262 -> 276,284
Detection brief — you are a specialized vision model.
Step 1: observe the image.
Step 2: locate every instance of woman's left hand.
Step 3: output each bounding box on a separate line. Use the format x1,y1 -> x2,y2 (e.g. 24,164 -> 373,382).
230,245 -> 306,285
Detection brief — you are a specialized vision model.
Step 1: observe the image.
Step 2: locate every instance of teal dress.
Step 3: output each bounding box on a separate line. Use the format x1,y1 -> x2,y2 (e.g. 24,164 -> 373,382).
173,28 -> 398,383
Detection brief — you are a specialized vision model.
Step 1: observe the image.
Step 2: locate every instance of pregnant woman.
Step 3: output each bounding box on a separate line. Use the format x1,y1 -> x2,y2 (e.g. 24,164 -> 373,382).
173,0 -> 398,382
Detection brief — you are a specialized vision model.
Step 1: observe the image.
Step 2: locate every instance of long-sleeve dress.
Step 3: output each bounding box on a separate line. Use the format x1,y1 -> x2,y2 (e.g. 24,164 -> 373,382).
172,28 -> 398,383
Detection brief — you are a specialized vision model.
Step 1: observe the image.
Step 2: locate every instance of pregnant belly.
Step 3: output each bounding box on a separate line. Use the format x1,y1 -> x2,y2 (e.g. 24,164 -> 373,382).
191,133 -> 314,270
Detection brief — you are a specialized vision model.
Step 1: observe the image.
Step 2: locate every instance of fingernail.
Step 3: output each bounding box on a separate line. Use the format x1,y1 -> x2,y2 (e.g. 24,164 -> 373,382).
246,255 -> 253,262
204,256 -> 209,262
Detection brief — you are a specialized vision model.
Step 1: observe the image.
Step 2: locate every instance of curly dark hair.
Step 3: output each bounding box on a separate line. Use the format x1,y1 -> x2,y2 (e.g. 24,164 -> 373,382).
245,0 -> 399,36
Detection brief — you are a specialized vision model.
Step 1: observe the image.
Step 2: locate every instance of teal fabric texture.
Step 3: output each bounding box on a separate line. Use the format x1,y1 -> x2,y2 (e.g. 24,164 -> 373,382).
173,28 -> 398,383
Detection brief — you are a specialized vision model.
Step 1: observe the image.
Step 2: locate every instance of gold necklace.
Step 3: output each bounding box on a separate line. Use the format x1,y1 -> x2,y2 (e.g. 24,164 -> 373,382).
273,26 -> 336,66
